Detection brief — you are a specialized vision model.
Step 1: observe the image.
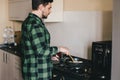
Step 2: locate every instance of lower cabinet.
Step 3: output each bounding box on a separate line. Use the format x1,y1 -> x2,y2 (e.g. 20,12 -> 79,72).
0,49 -> 23,80
0,50 -> 3,80
13,54 -> 23,80
0,49 -> 10,80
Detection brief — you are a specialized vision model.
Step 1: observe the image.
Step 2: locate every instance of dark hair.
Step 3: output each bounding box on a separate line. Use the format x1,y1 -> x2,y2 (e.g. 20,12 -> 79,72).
32,0 -> 53,10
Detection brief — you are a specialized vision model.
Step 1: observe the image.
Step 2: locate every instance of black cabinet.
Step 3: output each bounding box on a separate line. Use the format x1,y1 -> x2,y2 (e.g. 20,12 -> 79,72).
91,41 -> 112,80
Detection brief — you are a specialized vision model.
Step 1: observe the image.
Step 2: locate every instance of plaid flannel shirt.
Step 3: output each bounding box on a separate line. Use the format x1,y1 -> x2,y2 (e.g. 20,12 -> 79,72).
21,13 -> 58,80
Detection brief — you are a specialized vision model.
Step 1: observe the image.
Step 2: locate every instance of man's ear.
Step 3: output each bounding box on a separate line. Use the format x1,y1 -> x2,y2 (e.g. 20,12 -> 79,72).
38,4 -> 44,11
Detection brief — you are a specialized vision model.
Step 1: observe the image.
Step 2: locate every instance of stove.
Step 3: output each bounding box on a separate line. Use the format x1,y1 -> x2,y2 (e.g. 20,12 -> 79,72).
52,55 -> 92,80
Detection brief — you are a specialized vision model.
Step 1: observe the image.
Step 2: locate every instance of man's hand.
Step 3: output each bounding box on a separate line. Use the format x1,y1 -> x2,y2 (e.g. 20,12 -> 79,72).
51,55 -> 59,61
58,46 -> 70,55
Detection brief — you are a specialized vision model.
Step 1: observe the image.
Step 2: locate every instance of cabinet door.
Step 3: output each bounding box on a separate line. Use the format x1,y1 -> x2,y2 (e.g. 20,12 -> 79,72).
8,0 -> 32,21
6,52 -> 14,80
0,50 -> 9,80
8,0 -> 63,22
0,50 -> 22,80
13,54 -> 23,80
0,50 -> 3,80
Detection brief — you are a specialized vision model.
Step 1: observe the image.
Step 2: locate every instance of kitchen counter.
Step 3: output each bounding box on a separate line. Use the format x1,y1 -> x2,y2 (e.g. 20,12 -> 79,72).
0,43 -> 23,80
0,43 -> 21,57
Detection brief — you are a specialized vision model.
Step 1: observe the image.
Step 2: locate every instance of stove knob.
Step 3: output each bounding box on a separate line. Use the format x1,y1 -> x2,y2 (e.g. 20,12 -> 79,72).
84,68 -> 87,72
101,75 -> 106,79
53,74 -> 57,78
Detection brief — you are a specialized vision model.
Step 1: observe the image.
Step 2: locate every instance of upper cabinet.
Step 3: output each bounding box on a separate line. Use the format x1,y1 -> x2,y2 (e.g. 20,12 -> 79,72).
8,0 -> 32,21
8,0 -> 63,22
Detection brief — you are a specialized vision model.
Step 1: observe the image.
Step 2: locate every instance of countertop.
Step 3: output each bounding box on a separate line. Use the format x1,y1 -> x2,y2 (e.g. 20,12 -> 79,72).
0,43 -> 21,57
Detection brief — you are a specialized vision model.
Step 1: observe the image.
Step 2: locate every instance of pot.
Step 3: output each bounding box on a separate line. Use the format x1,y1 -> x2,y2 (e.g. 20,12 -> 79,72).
65,57 -> 83,66
68,60 -> 83,63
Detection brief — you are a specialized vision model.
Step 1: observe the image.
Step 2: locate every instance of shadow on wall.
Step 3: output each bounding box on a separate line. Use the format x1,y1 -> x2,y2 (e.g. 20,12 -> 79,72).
87,45 -> 92,60
87,11 -> 112,59
102,11 -> 112,40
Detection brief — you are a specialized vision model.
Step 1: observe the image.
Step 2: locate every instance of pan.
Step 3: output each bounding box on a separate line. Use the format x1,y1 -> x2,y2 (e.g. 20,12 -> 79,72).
65,57 -> 83,66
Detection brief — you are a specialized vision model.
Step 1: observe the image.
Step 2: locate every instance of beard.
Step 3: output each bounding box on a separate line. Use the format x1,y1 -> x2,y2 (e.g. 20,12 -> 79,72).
42,11 -> 50,19
42,14 -> 47,19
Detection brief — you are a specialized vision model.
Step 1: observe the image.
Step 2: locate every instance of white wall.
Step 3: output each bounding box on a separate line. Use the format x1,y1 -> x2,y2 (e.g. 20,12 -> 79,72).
46,11 -> 112,59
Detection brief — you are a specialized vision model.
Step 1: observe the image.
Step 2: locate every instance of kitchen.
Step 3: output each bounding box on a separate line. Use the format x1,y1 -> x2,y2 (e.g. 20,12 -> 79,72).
0,0 -> 119,80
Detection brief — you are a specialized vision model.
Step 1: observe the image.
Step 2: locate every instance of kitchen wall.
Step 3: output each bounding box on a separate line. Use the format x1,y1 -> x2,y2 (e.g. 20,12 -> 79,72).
46,11 -> 112,59
0,0 -> 112,59
0,0 -> 13,43
46,0 -> 112,59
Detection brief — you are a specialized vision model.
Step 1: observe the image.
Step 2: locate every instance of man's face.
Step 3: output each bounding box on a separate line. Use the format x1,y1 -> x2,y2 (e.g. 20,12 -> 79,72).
42,3 -> 52,19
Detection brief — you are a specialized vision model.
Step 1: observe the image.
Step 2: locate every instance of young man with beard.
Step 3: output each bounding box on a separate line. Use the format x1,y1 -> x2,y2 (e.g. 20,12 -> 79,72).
20,0 -> 69,80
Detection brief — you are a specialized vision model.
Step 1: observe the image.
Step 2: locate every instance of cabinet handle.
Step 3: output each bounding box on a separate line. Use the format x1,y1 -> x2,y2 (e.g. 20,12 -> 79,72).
3,52 -> 5,62
3,52 -> 7,63
53,74 -> 57,77
6,53 -> 7,63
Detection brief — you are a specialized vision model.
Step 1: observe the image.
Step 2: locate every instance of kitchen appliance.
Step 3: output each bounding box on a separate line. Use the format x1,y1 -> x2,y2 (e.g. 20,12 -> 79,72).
91,40 -> 112,80
52,54 -> 92,80
3,27 -> 14,44
14,31 -> 21,44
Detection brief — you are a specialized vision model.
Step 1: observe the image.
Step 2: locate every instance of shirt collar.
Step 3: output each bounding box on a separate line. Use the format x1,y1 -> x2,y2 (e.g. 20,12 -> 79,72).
29,13 -> 45,25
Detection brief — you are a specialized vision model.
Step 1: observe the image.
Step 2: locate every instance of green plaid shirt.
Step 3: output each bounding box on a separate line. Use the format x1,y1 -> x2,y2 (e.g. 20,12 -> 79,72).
21,13 -> 58,80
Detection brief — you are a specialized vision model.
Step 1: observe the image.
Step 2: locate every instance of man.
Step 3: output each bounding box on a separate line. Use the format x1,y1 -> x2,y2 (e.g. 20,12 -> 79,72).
20,0 -> 69,80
